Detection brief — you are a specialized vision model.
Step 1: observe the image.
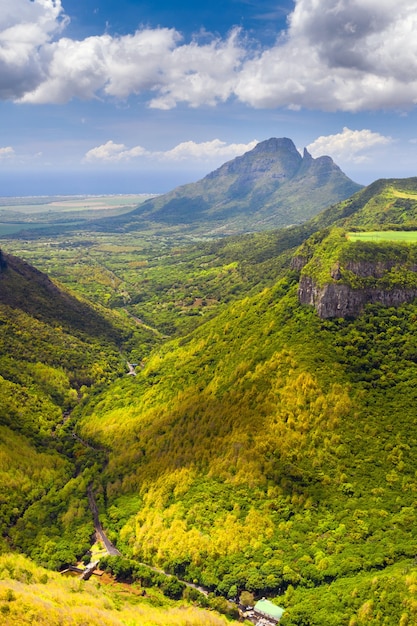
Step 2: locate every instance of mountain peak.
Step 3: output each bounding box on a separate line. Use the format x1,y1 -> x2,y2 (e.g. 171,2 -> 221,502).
252,137 -> 299,155
303,147 -> 313,161
100,137 -> 363,234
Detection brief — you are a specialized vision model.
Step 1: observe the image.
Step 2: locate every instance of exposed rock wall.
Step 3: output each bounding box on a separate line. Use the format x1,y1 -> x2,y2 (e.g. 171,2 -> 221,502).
343,259 -> 417,277
298,255 -> 417,318
298,275 -> 417,318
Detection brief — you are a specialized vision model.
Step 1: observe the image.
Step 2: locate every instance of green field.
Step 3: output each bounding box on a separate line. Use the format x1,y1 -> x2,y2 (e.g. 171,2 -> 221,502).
347,230 -> 417,242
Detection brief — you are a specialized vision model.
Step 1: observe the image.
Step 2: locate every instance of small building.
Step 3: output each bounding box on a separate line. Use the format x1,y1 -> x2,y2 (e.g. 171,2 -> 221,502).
253,598 -> 285,625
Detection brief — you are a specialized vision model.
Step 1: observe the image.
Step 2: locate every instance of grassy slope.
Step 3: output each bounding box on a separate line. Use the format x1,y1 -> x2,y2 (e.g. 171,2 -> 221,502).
307,177 -> 417,232
348,231 -> 417,242
0,553 -> 231,626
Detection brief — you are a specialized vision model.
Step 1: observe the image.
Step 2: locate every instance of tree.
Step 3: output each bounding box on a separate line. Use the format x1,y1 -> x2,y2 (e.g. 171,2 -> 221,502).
240,591 -> 255,607
161,576 -> 185,599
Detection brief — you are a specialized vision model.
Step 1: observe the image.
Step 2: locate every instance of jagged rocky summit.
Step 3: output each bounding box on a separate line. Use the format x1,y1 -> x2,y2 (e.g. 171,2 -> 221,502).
100,137 -> 362,235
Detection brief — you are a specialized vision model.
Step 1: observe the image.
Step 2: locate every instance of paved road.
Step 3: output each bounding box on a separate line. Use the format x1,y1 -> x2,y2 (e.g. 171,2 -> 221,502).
87,486 -> 121,556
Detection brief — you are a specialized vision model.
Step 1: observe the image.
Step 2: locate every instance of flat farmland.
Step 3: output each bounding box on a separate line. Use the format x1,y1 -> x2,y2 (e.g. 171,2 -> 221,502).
0,194 -> 156,235
0,194 -> 155,213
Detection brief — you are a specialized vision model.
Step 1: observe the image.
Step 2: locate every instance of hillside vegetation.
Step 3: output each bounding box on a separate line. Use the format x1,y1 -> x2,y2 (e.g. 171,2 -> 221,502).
0,553 -> 231,626
2,177 -> 417,624
74,177 -> 417,624
76,276 -> 417,624
0,251 -> 149,568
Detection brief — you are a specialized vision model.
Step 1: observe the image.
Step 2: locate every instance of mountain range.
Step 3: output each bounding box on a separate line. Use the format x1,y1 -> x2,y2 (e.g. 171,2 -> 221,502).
97,137 -> 362,235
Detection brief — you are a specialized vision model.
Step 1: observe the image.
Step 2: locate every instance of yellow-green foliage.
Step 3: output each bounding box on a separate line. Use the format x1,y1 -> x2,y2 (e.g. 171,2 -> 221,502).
0,303 -> 123,412
0,426 -> 70,541
281,559 -> 417,625
81,289 -> 349,492
76,276 -> 417,608
345,181 -> 417,229
76,284 -> 354,589
0,554 -> 231,625
110,366 -> 349,573
0,277 -> 131,566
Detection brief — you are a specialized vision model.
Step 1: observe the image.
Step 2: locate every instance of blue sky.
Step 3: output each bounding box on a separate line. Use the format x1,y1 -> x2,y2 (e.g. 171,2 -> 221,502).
1,0 -> 417,195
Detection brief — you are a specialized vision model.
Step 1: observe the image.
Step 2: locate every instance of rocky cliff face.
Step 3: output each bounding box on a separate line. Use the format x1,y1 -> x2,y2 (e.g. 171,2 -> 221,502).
342,259 -> 417,277
298,274 -> 417,318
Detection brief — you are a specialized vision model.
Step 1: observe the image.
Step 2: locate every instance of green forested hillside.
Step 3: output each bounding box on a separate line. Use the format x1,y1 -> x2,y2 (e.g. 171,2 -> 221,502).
307,177 -> 417,232
0,249 -> 241,624
70,177 -> 417,624
3,177 -> 417,624
75,272 -> 417,623
0,251 -> 142,568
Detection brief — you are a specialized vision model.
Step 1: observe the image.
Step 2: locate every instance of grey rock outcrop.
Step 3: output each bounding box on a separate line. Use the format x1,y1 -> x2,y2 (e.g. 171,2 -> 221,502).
298,274 -> 417,318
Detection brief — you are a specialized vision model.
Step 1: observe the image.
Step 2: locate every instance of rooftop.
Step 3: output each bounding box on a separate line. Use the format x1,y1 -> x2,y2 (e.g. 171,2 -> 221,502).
254,599 -> 284,621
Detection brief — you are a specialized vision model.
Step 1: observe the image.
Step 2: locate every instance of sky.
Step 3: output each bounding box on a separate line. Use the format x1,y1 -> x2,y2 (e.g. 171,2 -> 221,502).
1,0 -> 417,195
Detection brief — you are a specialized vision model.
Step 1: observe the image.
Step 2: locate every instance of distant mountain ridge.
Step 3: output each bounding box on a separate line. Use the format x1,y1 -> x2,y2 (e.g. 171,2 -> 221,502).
99,137 -> 363,235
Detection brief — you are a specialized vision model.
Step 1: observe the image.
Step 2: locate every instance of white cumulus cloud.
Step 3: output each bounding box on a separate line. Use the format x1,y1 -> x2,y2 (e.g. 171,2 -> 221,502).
0,146 -> 15,159
18,25 -> 243,107
156,139 -> 259,161
20,28 -> 183,104
83,139 -> 258,164
2,0 -> 417,112
0,0 -> 67,100
83,140 -> 148,163
235,0 -> 417,111
147,29 -> 244,110
307,127 -> 392,163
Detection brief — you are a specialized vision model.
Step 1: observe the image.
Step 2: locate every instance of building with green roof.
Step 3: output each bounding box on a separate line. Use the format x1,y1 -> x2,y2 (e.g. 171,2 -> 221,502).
253,598 -> 284,623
